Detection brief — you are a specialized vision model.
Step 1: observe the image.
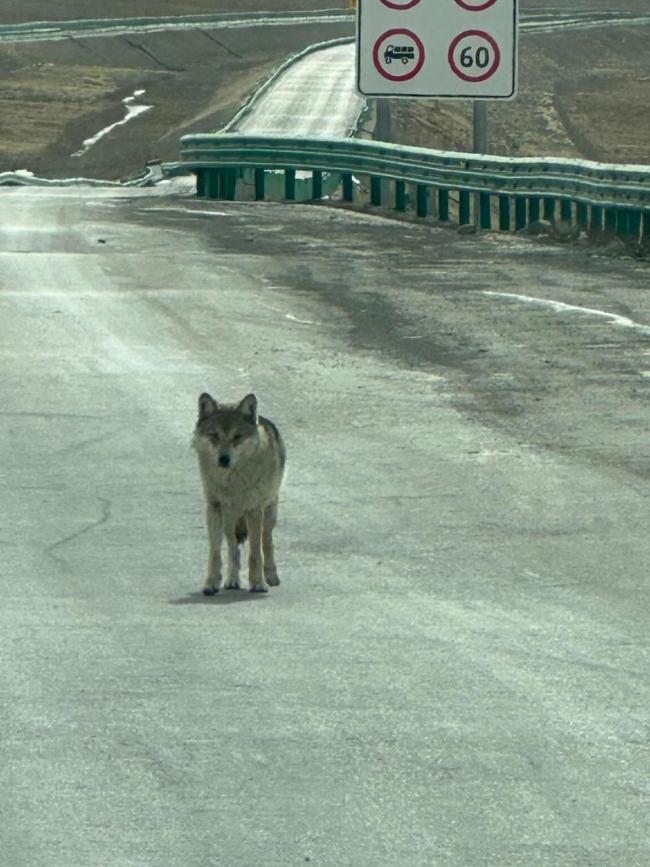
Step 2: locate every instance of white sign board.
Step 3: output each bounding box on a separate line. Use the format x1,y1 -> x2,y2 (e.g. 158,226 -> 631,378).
357,0 -> 518,98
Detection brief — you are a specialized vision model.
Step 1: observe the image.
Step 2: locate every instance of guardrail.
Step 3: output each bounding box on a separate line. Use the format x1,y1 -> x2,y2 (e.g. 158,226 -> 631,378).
178,134 -> 650,242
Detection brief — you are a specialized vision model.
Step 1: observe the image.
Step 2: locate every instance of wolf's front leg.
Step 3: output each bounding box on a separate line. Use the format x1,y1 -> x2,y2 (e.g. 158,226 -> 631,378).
204,501 -> 223,595
223,512 -> 242,590
262,498 -> 280,586
246,508 -> 268,593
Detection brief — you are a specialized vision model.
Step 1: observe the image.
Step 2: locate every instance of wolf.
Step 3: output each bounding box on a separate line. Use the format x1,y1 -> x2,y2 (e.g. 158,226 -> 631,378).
193,392 -> 286,594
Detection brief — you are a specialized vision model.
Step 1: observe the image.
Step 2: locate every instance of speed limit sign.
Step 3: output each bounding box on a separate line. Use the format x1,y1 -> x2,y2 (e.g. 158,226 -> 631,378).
357,0 -> 517,98
448,30 -> 501,82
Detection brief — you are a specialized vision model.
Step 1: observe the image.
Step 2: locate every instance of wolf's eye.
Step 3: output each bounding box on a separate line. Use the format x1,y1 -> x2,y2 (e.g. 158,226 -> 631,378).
232,434 -> 243,445
209,433 -> 220,444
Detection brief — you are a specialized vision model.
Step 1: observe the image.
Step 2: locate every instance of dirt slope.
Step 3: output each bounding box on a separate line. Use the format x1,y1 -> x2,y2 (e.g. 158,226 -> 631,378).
0,10 -> 352,179
0,1 -> 647,178
388,24 -> 650,164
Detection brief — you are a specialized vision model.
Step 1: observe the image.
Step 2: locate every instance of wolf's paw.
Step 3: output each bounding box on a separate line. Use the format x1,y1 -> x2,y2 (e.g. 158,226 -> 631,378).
249,581 -> 269,593
223,579 -> 241,591
265,572 -> 281,587
202,586 -> 219,596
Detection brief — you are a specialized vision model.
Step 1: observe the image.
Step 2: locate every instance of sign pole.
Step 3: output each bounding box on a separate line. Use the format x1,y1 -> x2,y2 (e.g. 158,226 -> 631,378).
472,100 -> 488,153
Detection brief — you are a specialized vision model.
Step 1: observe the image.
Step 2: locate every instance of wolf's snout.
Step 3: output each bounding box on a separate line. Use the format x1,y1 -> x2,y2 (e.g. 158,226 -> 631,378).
218,454 -> 231,468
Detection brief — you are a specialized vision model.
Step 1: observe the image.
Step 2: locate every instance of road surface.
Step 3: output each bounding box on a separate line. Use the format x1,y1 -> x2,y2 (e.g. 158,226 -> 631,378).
230,41 -> 363,137
1,184 -> 649,866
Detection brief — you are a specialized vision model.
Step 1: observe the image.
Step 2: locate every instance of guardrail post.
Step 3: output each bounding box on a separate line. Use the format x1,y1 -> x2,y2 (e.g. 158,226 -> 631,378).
515,197 -> 527,230
543,197 -> 556,221
312,170 -> 323,200
459,190 -> 471,225
195,170 -> 207,198
590,206 -> 603,232
285,168 -> 296,201
498,195 -> 510,231
342,173 -> 354,202
628,209 -> 641,241
370,176 -> 382,207
479,192 -> 491,230
254,168 -> 265,201
642,211 -> 650,243
206,169 -> 221,199
576,202 -> 589,228
605,207 -> 617,232
438,189 -> 449,221
559,199 -> 572,225
225,169 -> 237,201
528,197 -> 541,223
416,184 -> 428,218
395,180 -> 406,212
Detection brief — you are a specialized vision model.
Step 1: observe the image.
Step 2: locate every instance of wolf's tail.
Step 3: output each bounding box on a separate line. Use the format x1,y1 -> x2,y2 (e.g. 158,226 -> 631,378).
235,516 -> 248,545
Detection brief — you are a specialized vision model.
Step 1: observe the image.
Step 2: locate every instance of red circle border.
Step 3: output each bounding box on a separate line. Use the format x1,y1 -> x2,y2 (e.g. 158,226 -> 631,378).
448,30 -> 501,82
373,29 -> 426,82
454,0 -> 498,10
380,0 -> 421,9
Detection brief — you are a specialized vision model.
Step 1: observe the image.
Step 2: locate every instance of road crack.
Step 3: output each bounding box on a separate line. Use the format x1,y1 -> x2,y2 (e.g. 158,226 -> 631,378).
45,497 -> 112,571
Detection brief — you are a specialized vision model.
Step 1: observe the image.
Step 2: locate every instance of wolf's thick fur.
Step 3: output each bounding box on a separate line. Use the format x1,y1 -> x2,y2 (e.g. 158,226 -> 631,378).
193,392 -> 286,594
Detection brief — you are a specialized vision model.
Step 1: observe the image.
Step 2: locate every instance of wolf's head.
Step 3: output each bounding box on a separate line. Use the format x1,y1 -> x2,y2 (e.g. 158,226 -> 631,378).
194,392 -> 259,470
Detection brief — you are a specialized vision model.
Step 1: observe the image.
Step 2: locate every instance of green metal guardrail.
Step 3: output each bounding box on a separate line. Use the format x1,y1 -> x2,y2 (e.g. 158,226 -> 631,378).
178,133 -> 650,242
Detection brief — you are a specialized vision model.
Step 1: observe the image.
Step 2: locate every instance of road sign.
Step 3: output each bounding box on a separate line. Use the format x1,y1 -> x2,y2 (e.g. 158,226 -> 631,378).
373,29 -> 425,81
448,30 -> 500,83
357,0 -> 517,98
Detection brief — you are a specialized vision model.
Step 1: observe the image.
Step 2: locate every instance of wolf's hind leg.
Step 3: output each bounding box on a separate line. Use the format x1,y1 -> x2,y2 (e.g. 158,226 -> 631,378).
203,501 -> 223,595
246,508 -> 268,592
262,498 -> 280,587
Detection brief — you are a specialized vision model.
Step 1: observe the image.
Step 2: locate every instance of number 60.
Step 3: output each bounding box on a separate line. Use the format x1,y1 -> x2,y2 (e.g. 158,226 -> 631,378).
460,45 -> 491,68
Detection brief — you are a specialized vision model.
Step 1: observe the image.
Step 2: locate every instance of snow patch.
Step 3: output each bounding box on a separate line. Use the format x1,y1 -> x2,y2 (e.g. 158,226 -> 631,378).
71,90 -> 152,158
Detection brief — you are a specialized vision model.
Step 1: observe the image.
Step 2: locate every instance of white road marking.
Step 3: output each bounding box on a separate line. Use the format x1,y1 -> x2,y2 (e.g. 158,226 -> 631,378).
483,291 -> 650,335
285,313 -> 316,325
138,207 -> 233,217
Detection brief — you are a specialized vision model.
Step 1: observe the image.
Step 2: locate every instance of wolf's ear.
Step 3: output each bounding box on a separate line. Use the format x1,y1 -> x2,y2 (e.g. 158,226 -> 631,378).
198,392 -> 218,419
237,393 -> 257,424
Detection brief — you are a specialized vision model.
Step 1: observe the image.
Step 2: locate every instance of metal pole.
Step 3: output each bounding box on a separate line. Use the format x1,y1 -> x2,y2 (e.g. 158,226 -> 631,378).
374,98 -> 391,142
472,100 -> 488,154
472,100 -> 488,228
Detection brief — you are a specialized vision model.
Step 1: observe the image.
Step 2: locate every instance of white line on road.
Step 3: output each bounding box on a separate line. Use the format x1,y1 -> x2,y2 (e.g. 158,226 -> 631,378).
483,291 -> 650,335
138,207 -> 234,217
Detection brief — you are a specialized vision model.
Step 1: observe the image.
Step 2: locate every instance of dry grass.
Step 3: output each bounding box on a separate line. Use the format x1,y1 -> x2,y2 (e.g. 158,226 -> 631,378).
389,27 -> 650,165
0,4 -> 647,177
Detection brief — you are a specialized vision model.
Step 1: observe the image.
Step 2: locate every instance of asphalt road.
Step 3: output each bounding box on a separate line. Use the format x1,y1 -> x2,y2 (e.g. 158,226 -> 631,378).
1,185 -> 649,867
231,41 -> 363,138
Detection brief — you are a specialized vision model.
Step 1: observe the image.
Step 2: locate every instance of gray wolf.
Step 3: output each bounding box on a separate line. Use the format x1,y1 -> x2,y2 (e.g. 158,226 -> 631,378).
193,392 -> 286,594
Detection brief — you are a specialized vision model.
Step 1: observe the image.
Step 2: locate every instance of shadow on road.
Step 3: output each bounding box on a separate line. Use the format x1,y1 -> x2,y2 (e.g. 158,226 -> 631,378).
168,590 -> 270,605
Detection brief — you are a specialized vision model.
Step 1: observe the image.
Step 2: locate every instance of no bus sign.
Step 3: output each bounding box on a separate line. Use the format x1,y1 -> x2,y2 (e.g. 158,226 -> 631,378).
357,0 -> 518,98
